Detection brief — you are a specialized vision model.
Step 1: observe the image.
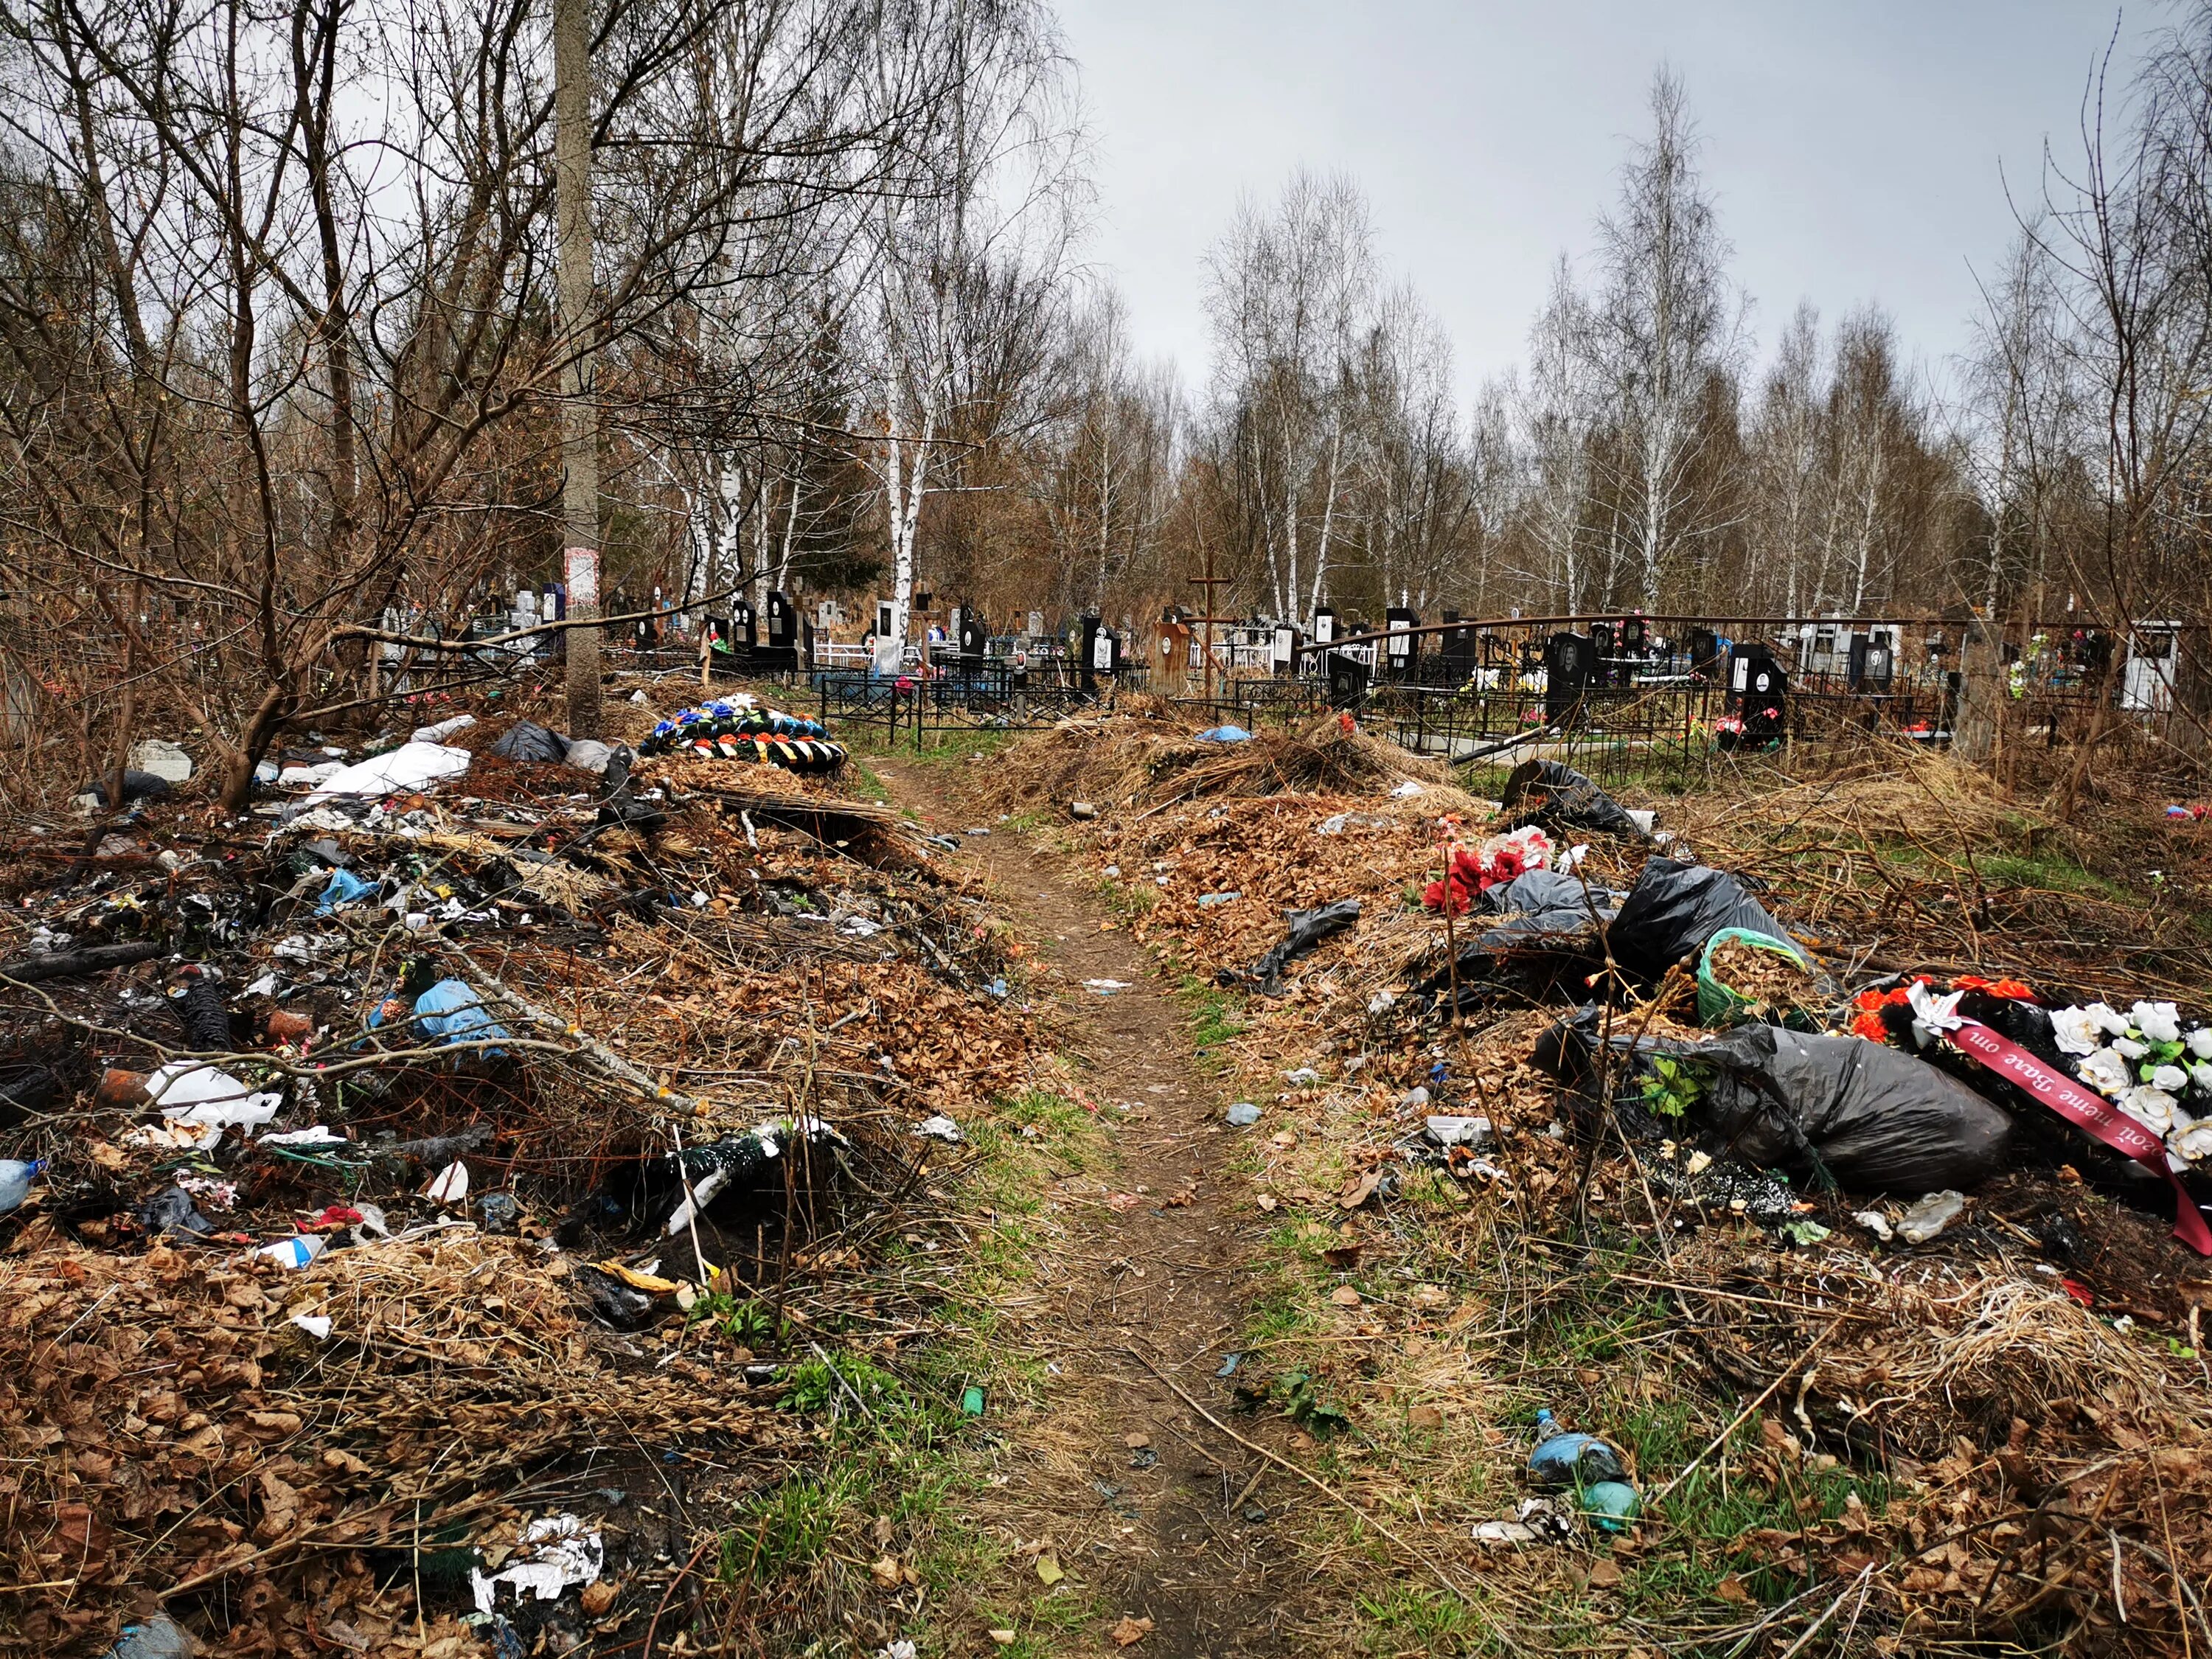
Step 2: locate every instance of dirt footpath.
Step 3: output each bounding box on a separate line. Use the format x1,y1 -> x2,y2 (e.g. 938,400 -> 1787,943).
876,763 -> 1312,1658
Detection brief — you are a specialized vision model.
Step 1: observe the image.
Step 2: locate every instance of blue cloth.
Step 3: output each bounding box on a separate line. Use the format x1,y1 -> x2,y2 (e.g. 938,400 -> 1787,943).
1194,725 -> 1253,744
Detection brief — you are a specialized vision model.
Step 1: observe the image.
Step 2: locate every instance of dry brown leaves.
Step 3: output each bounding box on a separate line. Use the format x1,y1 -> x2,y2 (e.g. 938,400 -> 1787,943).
0,1231 -> 803,1654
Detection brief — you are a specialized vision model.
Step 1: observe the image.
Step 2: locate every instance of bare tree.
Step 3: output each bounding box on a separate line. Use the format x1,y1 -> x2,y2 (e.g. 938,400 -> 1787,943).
1590,68 -> 1747,609
1203,169 -> 1374,622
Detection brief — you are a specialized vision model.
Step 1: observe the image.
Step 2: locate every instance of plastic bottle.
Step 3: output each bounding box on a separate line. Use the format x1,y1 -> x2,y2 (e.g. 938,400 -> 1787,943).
0,1158 -> 46,1215
1528,1408 -> 1630,1488
102,1614 -> 196,1658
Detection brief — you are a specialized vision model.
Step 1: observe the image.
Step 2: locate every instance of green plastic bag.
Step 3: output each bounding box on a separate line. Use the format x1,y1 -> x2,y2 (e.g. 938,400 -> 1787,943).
1695,927 -> 1813,1028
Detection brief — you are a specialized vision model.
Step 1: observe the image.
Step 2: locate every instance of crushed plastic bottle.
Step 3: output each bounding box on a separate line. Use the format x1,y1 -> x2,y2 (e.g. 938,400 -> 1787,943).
1581,1479 -> 1641,1533
1528,1408 -> 1630,1489
0,1158 -> 45,1216
102,1613 -> 197,1658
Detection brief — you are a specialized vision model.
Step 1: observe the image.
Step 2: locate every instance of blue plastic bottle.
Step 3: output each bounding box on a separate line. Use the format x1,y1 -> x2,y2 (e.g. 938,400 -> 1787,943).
1528,1408 -> 1630,1488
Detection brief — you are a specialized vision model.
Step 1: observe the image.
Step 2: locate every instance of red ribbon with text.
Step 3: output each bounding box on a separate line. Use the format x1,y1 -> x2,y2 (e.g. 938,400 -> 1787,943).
1950,1018 -> 2212,1256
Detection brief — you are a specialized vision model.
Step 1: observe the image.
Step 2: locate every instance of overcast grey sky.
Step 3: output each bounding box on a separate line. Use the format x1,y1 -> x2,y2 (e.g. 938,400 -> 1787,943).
1057,0 -> 2164,403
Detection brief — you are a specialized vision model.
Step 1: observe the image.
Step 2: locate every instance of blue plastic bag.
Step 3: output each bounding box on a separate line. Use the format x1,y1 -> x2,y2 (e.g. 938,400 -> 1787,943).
314,868 -> 375,915
366,978 -> 510,1056
1194,725 -> 1253,744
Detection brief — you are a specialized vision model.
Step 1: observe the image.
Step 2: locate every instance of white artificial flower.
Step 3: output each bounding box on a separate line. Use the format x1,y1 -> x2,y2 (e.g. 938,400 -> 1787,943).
2076,1048 -> 2133,1096
2119,1086 -> 2179,1134
2049,1006 -> 2103,1056
2188,1028 -> 2212,1060
2154,1064 -> 2190,1093
2088,1002 -> 2133,1036
2191,1062 -> 2212,1093
2172,1120 -> 2212,1164
2133,1002 -> 2183,1044
2113,1037 -> 2149,1060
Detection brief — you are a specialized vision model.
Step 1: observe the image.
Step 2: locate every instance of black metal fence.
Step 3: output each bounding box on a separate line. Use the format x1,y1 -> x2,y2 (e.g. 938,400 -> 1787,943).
813,662 -> 1154,745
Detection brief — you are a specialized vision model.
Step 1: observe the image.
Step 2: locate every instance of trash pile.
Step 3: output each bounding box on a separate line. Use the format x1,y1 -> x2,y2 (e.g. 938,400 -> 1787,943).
0,681 -> 1038,1655
981,717 -> 2212,1649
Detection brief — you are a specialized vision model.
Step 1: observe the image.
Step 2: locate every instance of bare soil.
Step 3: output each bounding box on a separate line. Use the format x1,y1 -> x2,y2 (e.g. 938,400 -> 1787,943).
875,762 -> 1314,1658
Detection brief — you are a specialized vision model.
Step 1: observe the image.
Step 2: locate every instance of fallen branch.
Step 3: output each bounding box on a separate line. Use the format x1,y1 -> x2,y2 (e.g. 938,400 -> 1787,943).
0,941 -> 165,981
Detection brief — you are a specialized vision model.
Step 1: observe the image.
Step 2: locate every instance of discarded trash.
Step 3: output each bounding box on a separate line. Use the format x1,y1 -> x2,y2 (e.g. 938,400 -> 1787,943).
1896,1189 -> 1966,1243
914,1114 -> 965,1144
412,713 -> 476,744
477,1192 -> 520,1234
1425,826 -> 1557,914
1425,1115 -> 1493,1148
1540,1012 -> 2014,1192
961,1385 -> 986,1416
78,768 -> 173,808
129,739 -> 195,785
369,977 -> 511,1053
1286,1066 -> 1321,1085
469,1513 -> 605,1613
302,740 -> 472,802
1695,927 -> 1820,1028
491,720 -> 569,763
1194,725 -> 1253,743
1582,1480 -> 1641,1532
1391,780 -> 1424,798
1501,758 -> 1646,839
291,1314 -> 333,1340
100,1614 -> 198,1659
563,738 -> 615,774
1853,1209 -> 1895,1242
1071,801 -> 1099,819
1226,1101 -> 1261,1126
423,1161 -> 470,1204
137,1186 -> 215,1237
0,1157 -> 45,1215
147,1060 -> 284,1131
314,867 -> 376,914
1195,890 -> 1240,908
1084,978 -> 1133,995
257,1234 -> 329,1269
1233,898 -> 1361,994
260,1124 -> 344,1147
1474,1495 -> 1582,1545
1606,858 -> 1792,987
1528,1408 -> 1630,1487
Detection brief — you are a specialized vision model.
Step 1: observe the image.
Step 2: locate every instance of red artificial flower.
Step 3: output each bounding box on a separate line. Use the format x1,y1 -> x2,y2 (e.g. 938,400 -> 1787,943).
1851,1011 -> 1890,1041
1955,975 -> 2037,1000
1853,989 -> 1886,1013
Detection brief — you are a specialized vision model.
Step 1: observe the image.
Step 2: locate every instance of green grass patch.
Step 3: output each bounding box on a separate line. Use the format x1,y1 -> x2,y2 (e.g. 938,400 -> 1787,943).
1175,975 -> 1245,1052
696,1079 -> 1113,1653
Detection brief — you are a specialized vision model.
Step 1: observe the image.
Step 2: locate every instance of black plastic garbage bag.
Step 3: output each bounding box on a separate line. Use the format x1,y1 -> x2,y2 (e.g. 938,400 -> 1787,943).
567,1120 -> 851,1244
1484,868 -> 1623,929
1537,1009 -> 2014,1192
1501,759 -> 1644,839
1422,873 -> 1618,1015
1607,858 -> 1790,986
1228,899 -> 1362,994
136,1185 -> 215,1238
78,769 -> 173,807
490,721 -> 569,764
